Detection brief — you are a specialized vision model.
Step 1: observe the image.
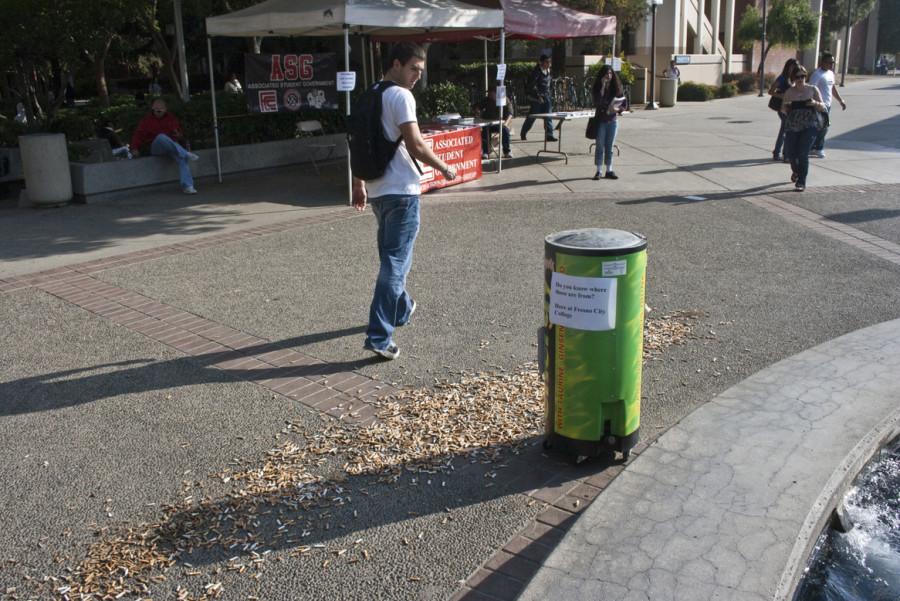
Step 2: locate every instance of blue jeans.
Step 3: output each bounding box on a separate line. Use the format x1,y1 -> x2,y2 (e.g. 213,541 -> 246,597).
520,98 -> 554,139
595,120 -> 618,172
773,112 -> 786,156
481,124 -> 510,154
784,126 -> 817,185
150,133 -> 194,189
366,194 -> 420,350
812,106 -> 831,152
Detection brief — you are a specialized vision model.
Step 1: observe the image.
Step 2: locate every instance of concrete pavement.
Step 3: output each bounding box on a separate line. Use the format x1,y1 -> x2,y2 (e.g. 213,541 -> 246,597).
1,76 -> 899,601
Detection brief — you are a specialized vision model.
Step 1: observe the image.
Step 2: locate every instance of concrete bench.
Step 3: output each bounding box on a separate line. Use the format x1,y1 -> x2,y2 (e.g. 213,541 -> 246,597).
69,134 -> 346,202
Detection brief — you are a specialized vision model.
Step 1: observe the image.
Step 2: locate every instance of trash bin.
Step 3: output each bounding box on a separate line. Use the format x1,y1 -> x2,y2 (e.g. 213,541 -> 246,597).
539,228 -> 647,462
659,78 -> 678,107
18,133 -> 73,206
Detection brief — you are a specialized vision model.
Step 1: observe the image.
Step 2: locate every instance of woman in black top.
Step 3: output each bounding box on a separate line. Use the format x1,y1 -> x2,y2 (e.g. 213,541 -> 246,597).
768,58 -> 799,161
780,66 -> 826,192
591,65 -> 625,180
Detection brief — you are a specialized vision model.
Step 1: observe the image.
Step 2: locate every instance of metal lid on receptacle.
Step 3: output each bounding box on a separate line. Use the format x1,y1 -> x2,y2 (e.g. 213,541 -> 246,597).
546,228 -> 647,256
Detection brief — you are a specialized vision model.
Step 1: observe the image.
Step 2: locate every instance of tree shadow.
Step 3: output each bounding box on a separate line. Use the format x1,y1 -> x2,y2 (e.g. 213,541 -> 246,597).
68,424 -> 622,597
823,208 -> 900,224
0,167 -> 348,264
0,325 -> 370,416
828,115 -> 900,151
616,183 -> 786,206
638,157 -> 777,175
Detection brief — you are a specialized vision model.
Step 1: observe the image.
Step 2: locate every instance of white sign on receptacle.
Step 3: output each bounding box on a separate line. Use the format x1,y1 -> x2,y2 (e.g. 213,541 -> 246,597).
602,260 -> 627,276
612,58 -> 622,71
604,58 -> 612,66
336,71 -> 356,91
496,64 -> 507,81
549,272 -> 617,331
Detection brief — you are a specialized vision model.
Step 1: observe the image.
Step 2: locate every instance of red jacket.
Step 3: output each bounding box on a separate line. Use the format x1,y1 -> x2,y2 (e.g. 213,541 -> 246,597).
131,112 -> 183,153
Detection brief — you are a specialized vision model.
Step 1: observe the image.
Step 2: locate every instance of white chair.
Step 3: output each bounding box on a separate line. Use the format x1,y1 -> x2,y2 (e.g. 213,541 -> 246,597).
296,120 -> 336,175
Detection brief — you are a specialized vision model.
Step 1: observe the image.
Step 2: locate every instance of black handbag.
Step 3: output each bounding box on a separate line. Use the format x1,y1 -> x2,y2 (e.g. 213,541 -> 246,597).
585,116 -> 597,140
768,95 -> 783,111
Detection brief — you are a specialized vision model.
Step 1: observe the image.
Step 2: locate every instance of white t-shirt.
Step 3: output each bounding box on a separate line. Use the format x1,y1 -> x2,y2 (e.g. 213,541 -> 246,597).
809,68 -> 834,108
365,85 -> 421,199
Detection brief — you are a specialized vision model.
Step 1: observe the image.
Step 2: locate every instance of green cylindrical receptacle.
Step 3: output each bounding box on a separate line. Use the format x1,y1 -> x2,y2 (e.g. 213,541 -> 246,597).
541,228 -> 647,460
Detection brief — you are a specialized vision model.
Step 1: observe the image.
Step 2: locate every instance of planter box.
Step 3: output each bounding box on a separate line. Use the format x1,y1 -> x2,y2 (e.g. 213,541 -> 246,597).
69,135 -> 345,202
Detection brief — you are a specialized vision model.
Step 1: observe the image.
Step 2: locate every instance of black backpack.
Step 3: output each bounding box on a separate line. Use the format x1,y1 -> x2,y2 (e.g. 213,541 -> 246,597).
348,80 -> 403,181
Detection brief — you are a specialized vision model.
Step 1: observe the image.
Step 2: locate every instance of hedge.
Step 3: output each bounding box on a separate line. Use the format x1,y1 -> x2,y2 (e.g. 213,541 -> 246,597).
677,82 -> 716,101
716,82 -> 738,98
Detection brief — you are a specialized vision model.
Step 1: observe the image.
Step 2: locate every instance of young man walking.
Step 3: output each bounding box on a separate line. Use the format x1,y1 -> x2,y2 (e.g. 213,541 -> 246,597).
519,54 -> 557,142
808,53 -> 847,159
351,43 -> 457,360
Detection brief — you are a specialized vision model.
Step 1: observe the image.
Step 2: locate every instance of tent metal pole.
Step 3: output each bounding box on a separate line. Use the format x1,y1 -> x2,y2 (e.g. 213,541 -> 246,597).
344,26 -> 352,205
361,35 -> 369,89
484,40 -> 489,94
207,37 -> 222,183
498,29 -> 505,174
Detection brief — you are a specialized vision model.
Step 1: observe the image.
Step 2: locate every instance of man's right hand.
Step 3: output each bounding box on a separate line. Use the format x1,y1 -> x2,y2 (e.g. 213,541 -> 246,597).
351,180 -> 367,211
442,166 -> 457,181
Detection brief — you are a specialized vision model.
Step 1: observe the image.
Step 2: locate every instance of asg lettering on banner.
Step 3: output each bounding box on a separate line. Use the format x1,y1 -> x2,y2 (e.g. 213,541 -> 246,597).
269,54 -> 315,81
244,53 -> 338,113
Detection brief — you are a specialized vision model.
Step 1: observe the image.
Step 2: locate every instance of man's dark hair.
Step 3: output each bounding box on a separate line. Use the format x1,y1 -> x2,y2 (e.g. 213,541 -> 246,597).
821,53 -> 834,64
388,42 -> 426,67
539,54 -> 551,62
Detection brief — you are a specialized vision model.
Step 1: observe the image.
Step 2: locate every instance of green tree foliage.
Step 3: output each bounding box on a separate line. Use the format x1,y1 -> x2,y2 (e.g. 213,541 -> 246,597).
737,0 -> 818,71
821,0 -> 877,36
563,0 -> 649,53
877,0 -> 900,54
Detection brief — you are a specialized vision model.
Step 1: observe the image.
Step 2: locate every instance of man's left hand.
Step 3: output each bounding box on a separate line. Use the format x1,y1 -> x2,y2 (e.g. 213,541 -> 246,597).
840,100 -> 847,110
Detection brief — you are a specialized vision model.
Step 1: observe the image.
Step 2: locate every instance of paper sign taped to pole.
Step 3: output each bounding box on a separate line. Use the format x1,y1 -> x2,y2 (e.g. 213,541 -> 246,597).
549,272 -> 617,331
336,71 -> 356,92
496,64 -> 507,81
496,85 -> 506,106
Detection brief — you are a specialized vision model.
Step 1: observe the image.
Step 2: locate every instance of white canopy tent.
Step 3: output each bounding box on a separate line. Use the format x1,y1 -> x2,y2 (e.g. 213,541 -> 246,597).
204,0 -> 506,189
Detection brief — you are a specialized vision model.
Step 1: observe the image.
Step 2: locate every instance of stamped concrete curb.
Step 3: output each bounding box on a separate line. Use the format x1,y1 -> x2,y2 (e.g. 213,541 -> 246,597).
774,406 -> 900,600
519,317 -> 900,601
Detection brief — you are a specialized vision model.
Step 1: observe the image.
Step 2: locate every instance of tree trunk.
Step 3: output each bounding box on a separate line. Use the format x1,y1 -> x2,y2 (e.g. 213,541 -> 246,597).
420,42 -> 431,88
152,28 -> 184,99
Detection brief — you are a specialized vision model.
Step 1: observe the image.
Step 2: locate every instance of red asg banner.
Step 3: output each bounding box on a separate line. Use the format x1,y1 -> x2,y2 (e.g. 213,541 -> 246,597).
420,126 -> 483,193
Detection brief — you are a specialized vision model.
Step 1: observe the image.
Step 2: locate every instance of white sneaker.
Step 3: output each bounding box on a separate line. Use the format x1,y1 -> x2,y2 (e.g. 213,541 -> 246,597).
183,186 -> 198,194
364,341 -> 400,360
186,152 -> 200,161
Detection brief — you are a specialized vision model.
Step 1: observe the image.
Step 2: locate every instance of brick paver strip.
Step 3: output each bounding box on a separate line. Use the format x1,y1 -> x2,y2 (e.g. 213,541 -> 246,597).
746,195 -> 900,266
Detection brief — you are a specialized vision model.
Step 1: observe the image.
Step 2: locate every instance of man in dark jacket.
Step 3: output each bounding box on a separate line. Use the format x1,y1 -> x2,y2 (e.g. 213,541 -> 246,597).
519,54 -> 557,142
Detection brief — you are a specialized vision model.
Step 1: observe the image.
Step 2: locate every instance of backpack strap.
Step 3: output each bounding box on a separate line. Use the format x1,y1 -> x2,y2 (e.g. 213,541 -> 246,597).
375,80 -> 424,176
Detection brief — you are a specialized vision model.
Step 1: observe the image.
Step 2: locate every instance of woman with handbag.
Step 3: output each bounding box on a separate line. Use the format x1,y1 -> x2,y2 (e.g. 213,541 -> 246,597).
591,65 -> 626,180
768,58 -> 798,161
780,66 -> 827,192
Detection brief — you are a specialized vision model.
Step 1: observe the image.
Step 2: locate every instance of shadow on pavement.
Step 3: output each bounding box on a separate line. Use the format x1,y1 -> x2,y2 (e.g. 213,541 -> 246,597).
639,157 -> 777,174
0,325 -> 370,416
829,115 -> 900,150
617,183 -> 786,205
65,425 -> 618,598
824,208 -> 900,223
0,166 -> 348,263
